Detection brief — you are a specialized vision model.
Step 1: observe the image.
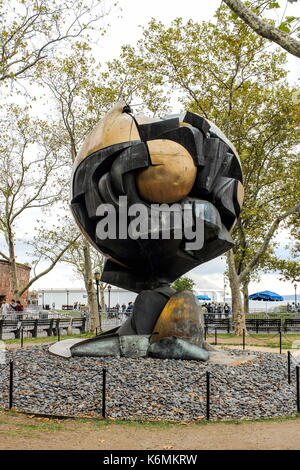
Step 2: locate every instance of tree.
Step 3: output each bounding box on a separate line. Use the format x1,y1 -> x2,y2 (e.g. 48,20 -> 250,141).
171,277 -> 196,292
108,6 -> 300,334
222,0 -> 300,57
0,104 -> 78,300
0,0 -> 109,84
274,227 -> 300,285
277,259 -> 300,283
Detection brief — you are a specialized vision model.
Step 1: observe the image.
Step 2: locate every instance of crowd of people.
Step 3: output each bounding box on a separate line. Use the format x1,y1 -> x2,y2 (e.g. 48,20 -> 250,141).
0,295 -> 24,315
104,301 -> 134,319
287,302 -> 300,313
106,299 -> 232,319
201,301 -> 231,317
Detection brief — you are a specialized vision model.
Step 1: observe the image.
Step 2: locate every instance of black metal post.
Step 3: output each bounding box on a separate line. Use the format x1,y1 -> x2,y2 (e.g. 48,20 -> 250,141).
21,327 -> 24,348
9,360 -> 14,409
214,328 -> 217,345
297,366 -> 300,414
243,329 -> 245,350
42,290 -> 45,309
279,329 -> 282,354
95,281 -> 100,312
108,285 -> 111,312
102,368 -> 107,418
57,325 -> 60,342
206,371 -> 210,421
288,351 -> 291,385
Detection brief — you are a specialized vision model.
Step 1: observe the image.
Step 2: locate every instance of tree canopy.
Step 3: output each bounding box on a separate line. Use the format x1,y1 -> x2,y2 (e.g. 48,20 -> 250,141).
106,5 -> 300,333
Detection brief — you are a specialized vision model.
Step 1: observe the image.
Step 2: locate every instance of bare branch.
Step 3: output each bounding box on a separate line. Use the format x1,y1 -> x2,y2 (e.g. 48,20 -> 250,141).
18,234 -> 80,297
222,0 -> 300,57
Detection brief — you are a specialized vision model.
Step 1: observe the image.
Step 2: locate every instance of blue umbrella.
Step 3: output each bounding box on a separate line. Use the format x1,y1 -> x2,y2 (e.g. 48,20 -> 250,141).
196,294 -> 211,301
248,290 -> 284,301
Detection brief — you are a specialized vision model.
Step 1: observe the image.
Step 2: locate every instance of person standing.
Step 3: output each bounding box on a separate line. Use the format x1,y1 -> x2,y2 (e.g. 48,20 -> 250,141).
1,296 -> 11,316
126,302 -> 133,316
15,301 -> 24,312
10,299 -> 17,311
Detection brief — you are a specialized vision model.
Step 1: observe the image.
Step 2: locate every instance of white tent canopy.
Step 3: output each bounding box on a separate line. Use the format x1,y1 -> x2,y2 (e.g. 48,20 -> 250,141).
193,278 -> 223,302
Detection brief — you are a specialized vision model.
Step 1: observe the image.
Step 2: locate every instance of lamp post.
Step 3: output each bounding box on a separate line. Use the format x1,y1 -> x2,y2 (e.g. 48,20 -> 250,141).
66,290 -> 69,309
94,272 -> 100,313
42,290 -> 45,309
94,271 -> 102,332
295,283 -> 297,308
108,285 -> 111,312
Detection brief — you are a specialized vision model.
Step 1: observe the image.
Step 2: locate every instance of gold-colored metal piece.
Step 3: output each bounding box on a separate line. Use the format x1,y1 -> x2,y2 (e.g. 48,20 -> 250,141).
136,140 -> 197,203
237,181 -> 244,208
74,102 -> 140,168
150,291 -> 204,345
135,115 -> 161,125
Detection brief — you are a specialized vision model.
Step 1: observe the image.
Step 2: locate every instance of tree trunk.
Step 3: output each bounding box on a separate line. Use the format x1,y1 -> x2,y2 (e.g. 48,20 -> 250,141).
242,281 -> 249,314
82,240 -> 100,332
8,227 -> 20,301
227,250 -> 246,335
99,282 -> 106,311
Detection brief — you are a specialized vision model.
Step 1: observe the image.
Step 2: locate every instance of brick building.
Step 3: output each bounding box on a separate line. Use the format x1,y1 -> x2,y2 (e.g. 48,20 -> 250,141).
0,259 -> 31,306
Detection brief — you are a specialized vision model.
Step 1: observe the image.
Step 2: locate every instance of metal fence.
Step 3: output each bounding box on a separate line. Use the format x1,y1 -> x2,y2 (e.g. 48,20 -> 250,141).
0,350 -> 299,421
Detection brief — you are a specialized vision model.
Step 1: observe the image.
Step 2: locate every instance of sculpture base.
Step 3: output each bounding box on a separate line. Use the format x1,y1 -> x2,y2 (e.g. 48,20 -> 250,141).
69,290 -> 209,361
68,334 -> 209,361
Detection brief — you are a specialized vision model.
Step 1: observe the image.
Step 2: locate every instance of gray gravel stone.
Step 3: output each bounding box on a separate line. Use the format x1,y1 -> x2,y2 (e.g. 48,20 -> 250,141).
0,345 -> 298,422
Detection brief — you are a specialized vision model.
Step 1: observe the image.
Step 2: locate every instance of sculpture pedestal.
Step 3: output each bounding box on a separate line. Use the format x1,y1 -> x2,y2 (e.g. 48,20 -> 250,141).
69,290 -> 209,361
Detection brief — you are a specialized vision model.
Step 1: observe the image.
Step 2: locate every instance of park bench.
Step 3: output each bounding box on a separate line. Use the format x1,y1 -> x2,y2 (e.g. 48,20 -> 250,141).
53,318 -> 72,336
34,319 -> 54,337
18,319 -> 38,338
0,319 -> 20,339
12,319 -> 54,338
204,317 -> 231,333
284,319 -> 300,333
71,317 -> 86,333
0,317 -> 85,339
245,318 -> 282,333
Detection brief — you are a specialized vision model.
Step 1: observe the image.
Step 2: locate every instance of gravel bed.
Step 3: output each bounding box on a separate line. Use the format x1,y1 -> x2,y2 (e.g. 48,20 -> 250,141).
0,345 -> 298,422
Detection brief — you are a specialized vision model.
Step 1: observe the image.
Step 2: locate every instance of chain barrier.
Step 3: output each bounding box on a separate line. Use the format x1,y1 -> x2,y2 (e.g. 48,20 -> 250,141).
246,331 -> 281,342
281,332 -> 299,343
1,355 -> 299,421
1,333 -> 300,420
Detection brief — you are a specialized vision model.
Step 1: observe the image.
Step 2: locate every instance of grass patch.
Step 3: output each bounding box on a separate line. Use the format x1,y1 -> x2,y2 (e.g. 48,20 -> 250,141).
3,332 -> 95,345
16,421 -> 64,432
0,409 -> 300,433
206,333 -> 300,350
59,413 -> 300,429
3,331 -> 299,349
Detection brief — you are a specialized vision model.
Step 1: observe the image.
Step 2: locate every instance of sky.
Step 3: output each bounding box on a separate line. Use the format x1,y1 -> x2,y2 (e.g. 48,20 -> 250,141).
3,0 -> 300,296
